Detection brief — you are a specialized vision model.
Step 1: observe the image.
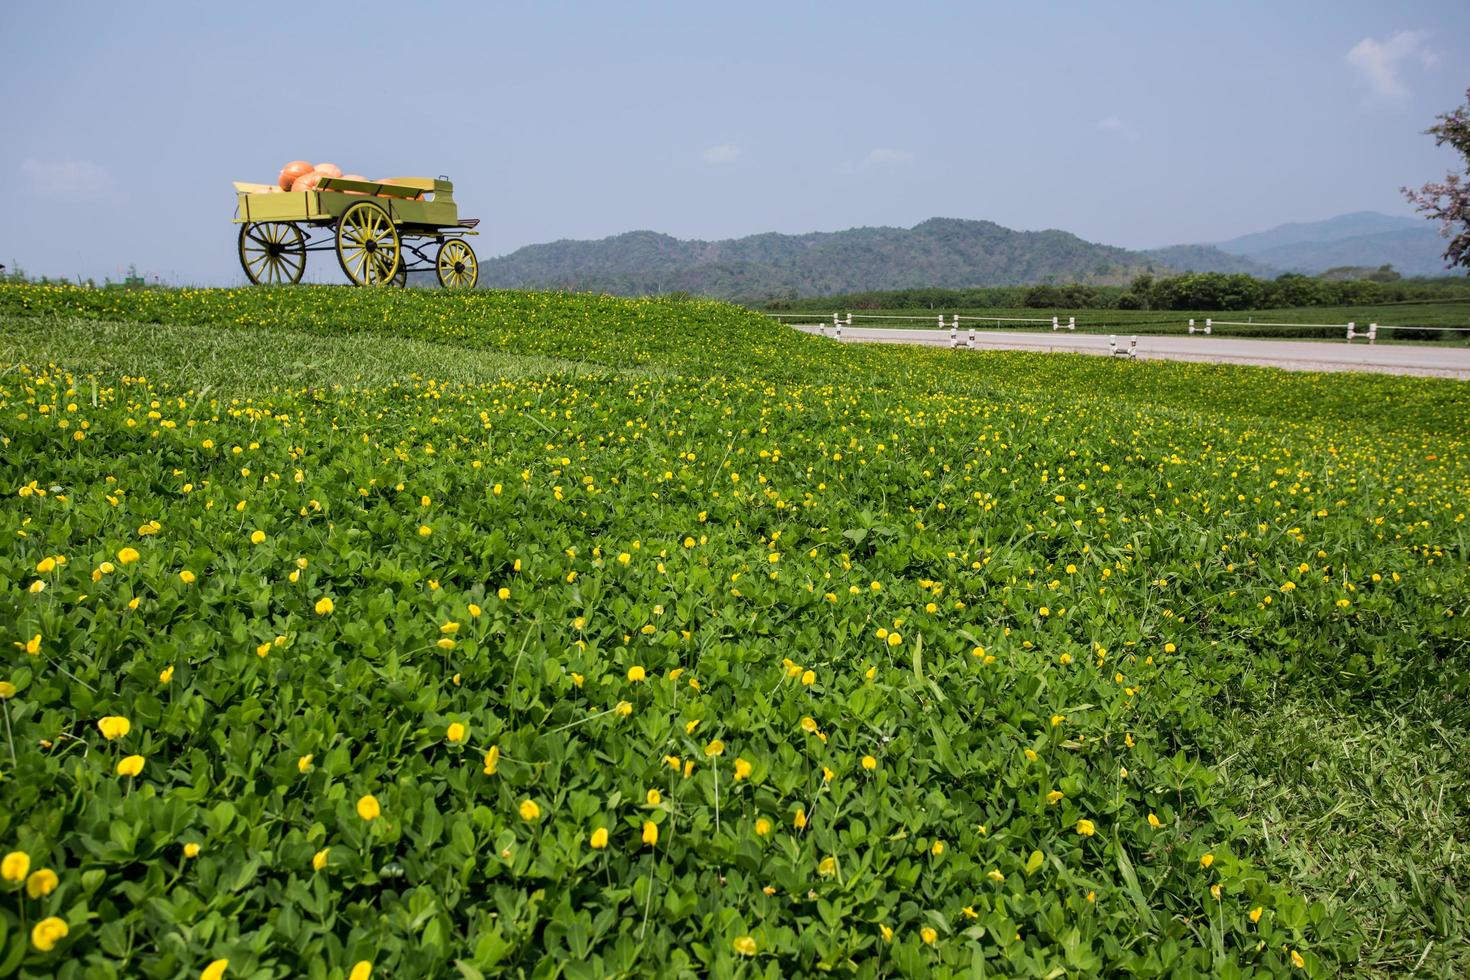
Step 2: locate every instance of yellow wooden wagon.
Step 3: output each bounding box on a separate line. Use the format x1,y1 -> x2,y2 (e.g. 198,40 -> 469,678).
232,176 -> 479,287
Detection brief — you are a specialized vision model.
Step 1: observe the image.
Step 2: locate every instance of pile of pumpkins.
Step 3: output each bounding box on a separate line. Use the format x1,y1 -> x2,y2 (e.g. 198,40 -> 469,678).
255,161 -> 419,198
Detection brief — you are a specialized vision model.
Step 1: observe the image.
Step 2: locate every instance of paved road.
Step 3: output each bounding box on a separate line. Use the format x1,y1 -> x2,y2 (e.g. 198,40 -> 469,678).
791,324 -> 1470,379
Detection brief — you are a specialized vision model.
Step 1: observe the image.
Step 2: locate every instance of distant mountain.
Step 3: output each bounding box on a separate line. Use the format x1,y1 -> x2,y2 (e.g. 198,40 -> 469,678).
1208,211 -> 1453,277
479,218 -> 1255,300
1136,245 -> 1278,277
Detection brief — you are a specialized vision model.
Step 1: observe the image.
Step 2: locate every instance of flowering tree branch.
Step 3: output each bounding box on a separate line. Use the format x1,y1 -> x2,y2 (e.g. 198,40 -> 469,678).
1403,87 -> 1470,273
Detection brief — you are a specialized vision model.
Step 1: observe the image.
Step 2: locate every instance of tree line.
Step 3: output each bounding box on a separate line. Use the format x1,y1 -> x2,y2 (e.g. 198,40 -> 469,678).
763,269 -> 1470,313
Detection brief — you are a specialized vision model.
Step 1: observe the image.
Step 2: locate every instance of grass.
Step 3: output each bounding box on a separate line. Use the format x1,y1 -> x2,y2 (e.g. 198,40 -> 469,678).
0,285 -> 1466,977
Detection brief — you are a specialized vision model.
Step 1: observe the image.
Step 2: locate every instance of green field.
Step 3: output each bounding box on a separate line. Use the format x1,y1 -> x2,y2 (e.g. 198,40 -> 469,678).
765,302 -> 1470,343
1,284 -> 1467,978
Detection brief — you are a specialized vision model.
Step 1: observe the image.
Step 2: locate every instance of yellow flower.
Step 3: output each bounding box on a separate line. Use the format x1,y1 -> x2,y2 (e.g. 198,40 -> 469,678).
1050,714 -> 1066,727
645,788 -> 662,806
28,581 -> 45,594
987,869 -> 1005,882
201,958 -> 229,980
30,916 -> 68,952
312,848 -> 330,871
879,924 -> 894,942
1210,883 -> 1222,900
468,603 -> 482,618
116,754 -> 145,777
497,587 -> 510,600
733,757 -> 752,780
962,905 -> 978,919
349,962 -> 373,980
1164,642 -> 1176,653
887,632 -> 902,647
931,840 -> 945,856
249,530 -> 266,545
800,669 -> 815,686
1147,812 -> 1163,829
818,856 -> 837,876
356,794 -> 381,821
36,557 -> 57,574
183,843 -> 201,859
0,682 -> 14,699
98,716 -> 131,740
314,596 -> 334,615
704,739 -> 725,757
418,525 -> 432,537
25,867 -> 58,897
2,851 -> 30,882
297,754 -> 313,773
755,818 -> 771,836
21,634 -> 42,655
178,569 -> 196,584
436,638 -> 456,650
159,665 -> 175,684
614,700 -> 633,717
1047,790 -> 1064,804
117,547 -> 140,564
920,926 -> 937,945
519,799 -> 541,821
793,808 -> 807,829
627,665 -> 646,682
446,722 -> 467,743
1249,906 -> 1263,923
800,716 -> 818,734
642,821 -> 658,846
861,754 -> 877,770
1075,818 -> 1096,836
1290,950 -> 1305,969
1200,853 -> 1214,868
590,827 -> 609,849
732,936 -> 757,957
482,745 -> 501,775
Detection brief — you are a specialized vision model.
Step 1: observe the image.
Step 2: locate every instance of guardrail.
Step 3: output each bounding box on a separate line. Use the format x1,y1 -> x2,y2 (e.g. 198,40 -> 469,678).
765,311 -> 1470,345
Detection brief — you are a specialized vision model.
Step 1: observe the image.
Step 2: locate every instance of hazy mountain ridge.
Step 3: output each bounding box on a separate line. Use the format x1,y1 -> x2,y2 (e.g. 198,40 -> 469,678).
479,219 -> 1256,299
1206,211 -> 1452,277
477,212 -> 1455,300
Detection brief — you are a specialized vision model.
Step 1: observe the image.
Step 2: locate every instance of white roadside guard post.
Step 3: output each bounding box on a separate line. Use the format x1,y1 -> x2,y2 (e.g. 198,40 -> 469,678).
845,313 -> 852,336
945,314 -> 955,346
968,321 -> 976,349
1068,316 -> 1076,331
1188,318 -> 1212,335
1052,316 -> 1059,331
1345,321 -> 1358,342
1369,323 -> 1378,344
835,313 -> 843,340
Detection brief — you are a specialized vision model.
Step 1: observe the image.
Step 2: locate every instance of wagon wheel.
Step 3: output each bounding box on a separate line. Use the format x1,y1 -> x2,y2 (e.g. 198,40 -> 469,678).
238,222 -> 306,284
335,201 -> 401,286
436,239 -> 478,289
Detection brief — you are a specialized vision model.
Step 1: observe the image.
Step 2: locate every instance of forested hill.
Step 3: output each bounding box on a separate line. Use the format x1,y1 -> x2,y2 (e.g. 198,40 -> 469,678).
477,218 -> 1264,300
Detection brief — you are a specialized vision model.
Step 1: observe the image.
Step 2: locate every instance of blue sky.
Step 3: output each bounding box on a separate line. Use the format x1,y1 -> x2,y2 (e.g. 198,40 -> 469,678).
4,1 -> 1467,284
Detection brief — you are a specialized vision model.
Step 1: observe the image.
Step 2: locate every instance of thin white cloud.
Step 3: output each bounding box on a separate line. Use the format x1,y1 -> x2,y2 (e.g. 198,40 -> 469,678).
21,159 -> 114,200
1346,30 -> 1436,97
1096,116 -> 1139,141
839,148 -> 917,175
701,144 -> 740,164
864,147 -> 914,167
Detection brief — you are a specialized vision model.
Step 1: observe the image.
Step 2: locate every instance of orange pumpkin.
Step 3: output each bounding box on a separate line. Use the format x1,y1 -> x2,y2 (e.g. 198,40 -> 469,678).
313,162 -> 342,178
291,171 -> 324,193
278,160 -> 313,191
